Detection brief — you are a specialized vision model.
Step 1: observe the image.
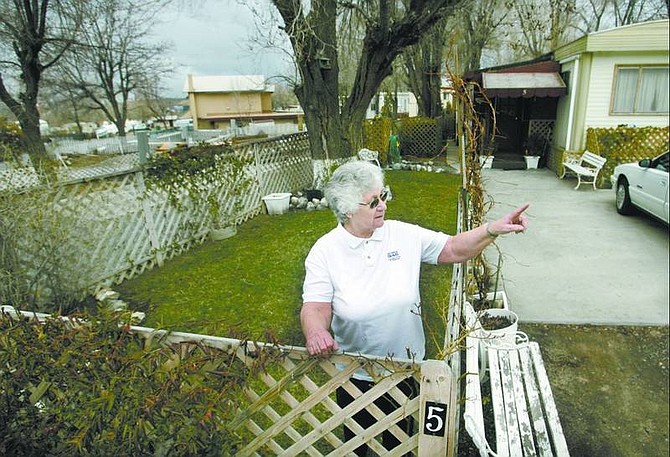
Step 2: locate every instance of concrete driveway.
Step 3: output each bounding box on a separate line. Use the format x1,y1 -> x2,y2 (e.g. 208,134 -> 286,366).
482,168 -> 669,326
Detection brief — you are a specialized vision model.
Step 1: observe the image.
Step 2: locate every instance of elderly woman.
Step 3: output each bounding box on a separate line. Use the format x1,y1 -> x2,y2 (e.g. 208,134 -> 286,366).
301,160 -> 528,454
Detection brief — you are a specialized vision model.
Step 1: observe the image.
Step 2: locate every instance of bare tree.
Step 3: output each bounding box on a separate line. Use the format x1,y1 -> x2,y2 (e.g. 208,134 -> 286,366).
611,0 -> 668,25
0,0 -> 83,156
450,0 -> 509,73
572,0 -> 610,34
133,82 -> 178,129
506,0 -> 579,58
402,19 -> 448,118
38,82 -> 99,134
269,0 -> 464,160
58,0 -> 170,137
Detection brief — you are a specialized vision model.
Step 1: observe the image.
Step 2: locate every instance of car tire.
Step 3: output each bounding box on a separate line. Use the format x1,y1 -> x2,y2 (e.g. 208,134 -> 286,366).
616,178 -> 634,215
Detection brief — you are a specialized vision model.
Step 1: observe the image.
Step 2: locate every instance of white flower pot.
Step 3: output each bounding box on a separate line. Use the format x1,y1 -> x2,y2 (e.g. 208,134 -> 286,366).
524,155 -> 540,169
262,192 -> 292,215
210,225 -> 237,241
475,308 -> 520,378
479,155 -> 494,169
476,308 -> 519,348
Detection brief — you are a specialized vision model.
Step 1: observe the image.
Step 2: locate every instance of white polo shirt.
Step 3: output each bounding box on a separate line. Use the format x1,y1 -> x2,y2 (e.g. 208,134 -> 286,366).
302,220 -> 449,379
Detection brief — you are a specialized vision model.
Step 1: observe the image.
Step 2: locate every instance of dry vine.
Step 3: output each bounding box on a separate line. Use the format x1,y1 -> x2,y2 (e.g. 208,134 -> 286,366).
445,58 -> 500,308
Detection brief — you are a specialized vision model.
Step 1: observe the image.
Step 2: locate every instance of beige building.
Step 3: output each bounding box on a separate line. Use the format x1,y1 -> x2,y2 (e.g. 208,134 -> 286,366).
184,75 -> 303,131
554,19 -> 669,152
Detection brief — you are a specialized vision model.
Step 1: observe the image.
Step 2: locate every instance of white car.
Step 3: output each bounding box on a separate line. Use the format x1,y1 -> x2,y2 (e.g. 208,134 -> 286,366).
611,151 -> 669,224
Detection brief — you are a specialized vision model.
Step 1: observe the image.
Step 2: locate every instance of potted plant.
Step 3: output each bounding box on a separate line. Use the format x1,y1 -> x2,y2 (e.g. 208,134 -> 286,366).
524,134 -> 548,169
467,254 -> 507,311
476,308 -> 518,345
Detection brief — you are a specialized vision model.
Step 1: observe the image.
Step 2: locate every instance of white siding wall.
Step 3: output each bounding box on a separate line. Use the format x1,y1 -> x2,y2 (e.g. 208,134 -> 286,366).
554,60 -> 576,150
584,52 -> 669,129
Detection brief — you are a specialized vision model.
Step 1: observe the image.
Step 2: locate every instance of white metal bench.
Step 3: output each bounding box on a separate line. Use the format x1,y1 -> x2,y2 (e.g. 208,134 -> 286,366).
560,151 -> 606,190
464,306 -> 570,457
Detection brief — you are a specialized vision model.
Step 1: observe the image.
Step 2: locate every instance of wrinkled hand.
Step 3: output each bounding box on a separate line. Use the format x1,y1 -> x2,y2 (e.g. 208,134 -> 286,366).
305,329 -> 339,356
489,203 -> 530,236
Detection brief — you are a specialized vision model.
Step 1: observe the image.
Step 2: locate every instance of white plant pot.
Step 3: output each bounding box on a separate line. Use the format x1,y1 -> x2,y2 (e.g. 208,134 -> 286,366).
524,155 -> 540,169
479,155 -> 494,169
476,308 -> 519,348
476,308 -> 520,378
468,290 -> 509,310
262,192 -> 292,215
210,225 -> 237,241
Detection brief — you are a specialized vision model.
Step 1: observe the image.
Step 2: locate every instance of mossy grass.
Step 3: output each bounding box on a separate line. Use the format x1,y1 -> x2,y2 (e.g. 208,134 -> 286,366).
117,170 -> 461,357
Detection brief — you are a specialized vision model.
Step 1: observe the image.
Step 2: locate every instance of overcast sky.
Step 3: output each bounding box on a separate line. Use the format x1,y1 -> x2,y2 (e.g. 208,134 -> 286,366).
153,0 -> 293,98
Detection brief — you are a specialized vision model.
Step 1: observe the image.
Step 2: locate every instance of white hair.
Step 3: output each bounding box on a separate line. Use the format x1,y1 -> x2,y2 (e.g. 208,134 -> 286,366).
324,161 -> 385,224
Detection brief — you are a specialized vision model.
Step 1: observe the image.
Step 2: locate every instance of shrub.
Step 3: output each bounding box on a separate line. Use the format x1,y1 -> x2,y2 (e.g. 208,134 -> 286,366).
0,308 -> 261,456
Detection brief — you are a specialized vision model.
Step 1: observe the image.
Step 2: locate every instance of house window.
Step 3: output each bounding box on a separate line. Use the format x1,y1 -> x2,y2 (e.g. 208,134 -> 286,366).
612,66 -> 669,114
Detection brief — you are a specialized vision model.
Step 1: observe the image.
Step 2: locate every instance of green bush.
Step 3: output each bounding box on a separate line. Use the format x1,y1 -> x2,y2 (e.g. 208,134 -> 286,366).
0,117 -> 25,164
0,309 -> 259,456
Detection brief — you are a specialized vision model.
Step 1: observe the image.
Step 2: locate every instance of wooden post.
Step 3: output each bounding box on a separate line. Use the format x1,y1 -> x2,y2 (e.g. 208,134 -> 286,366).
135,171 -> 163,267
418,360 -> 454,456
137,130 -> 150,164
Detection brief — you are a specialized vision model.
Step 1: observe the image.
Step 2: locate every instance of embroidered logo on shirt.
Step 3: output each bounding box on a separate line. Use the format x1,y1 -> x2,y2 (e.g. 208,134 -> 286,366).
387,250 -> 400,261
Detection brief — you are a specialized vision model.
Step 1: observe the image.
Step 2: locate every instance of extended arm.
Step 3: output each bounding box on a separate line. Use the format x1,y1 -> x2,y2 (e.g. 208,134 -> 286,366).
438,203 -> 530,264
301,301 -> 339,356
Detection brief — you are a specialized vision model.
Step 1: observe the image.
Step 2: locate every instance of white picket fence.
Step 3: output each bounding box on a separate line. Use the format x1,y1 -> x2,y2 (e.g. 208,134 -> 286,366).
44,124 -> 303,158
1,133 -> 315,304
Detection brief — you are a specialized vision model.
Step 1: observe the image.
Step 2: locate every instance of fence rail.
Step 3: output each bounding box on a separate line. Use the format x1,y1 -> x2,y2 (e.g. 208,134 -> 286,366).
43,124 -> 303,158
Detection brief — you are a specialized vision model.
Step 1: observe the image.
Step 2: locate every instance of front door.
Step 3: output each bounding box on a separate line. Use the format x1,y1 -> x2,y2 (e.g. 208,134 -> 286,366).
493,98 -> 522,154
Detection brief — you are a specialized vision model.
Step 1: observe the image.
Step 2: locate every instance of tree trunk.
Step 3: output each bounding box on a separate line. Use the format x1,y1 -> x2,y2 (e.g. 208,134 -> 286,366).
272,0 -> 461,160
0,73 -> 46,157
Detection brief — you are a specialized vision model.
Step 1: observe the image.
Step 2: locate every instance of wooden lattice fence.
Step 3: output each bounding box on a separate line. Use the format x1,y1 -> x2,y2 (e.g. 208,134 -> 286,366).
363,118 -> 393,164
398,118 -> 441,158
0,133 -> 313,306
585,125 -> 669,188
548,126 -> 669,185
246,133 -> 315,196
528,120 -> 554,144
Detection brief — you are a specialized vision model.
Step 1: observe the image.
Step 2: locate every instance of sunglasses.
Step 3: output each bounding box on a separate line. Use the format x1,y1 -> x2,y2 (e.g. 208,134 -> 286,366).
359,188 -> 390,209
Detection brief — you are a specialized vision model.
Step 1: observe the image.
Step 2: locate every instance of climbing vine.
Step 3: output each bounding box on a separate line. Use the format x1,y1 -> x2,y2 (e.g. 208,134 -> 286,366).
144,143 -> 255,227
446,61 -> 500,308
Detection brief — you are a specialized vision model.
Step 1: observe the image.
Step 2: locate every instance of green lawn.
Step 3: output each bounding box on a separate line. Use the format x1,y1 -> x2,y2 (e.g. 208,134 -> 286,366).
116,170 -> 462,357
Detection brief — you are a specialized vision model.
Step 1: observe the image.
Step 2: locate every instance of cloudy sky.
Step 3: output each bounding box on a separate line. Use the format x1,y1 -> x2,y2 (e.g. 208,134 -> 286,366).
153,0 -> 293,98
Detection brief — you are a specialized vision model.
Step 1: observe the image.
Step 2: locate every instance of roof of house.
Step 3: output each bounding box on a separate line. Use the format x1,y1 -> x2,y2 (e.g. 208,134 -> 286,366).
184,75 -> 275,94
554,19 -> 669,61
